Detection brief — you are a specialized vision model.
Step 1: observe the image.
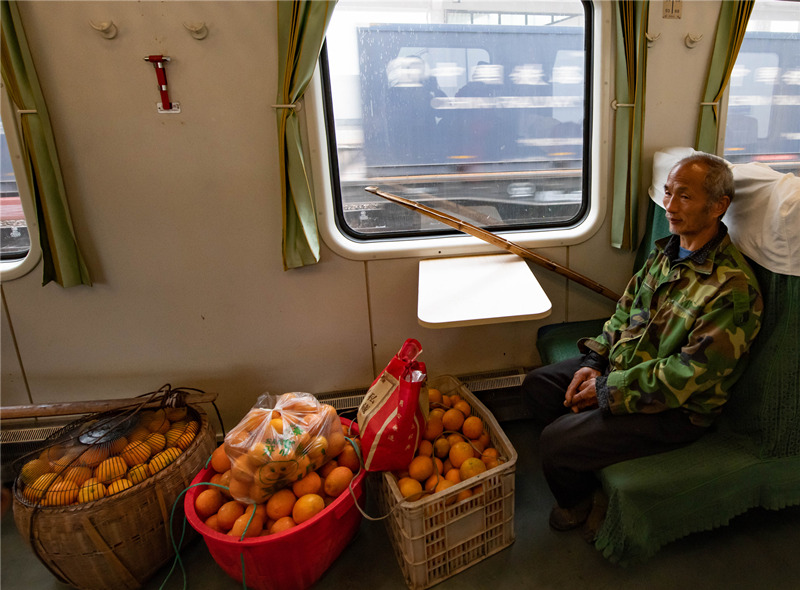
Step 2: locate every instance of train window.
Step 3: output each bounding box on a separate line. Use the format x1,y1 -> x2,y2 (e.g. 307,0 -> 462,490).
724,0 -> 800,175
1,84 -> 40,280
320,0 -> 591,243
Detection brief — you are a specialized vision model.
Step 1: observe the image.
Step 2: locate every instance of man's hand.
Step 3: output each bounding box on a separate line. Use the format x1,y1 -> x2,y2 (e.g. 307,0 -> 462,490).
564,367 -> 601,413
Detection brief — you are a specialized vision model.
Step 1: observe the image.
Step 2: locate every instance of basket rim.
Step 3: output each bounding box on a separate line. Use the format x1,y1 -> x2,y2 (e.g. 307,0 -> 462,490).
12,403 -> 213,512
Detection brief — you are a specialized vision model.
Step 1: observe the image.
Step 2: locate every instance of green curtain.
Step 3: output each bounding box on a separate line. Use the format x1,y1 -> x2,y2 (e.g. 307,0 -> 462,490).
0,1 -> 91,287
276,0 -> 337,270
695,0 -> 755,152
610,0 -> 649,250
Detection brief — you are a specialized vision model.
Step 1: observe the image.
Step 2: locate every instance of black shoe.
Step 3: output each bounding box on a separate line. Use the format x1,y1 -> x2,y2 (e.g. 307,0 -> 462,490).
549,497 -> 592,531
580,489 -> 609,543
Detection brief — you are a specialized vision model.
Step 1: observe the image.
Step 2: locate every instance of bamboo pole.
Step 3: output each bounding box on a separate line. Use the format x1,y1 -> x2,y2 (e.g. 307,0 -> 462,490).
365,186 -> 622,302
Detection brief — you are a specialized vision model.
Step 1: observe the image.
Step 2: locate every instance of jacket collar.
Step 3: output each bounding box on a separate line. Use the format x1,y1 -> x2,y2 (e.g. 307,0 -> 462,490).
657,222 -> 730,272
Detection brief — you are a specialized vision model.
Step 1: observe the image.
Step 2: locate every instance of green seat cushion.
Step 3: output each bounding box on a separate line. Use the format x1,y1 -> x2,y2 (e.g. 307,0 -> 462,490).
536,318 -> 607,365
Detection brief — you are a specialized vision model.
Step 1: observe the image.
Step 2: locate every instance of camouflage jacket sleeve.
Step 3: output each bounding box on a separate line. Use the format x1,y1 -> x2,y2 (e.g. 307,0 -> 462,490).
577,230 -> 763,427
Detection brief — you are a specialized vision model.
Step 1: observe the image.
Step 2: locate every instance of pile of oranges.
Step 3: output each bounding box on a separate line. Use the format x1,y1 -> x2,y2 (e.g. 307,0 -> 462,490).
392,387 -> 504,502
194,419 -> 361,538
17,407 -> 198,507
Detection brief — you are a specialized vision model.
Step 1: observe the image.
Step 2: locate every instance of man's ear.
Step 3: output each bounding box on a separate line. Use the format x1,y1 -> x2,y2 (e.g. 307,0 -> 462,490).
715,194 -> 732,219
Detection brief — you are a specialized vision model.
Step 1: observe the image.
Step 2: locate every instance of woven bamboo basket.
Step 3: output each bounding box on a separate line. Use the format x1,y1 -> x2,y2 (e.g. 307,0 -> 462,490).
12,404 -> 216,590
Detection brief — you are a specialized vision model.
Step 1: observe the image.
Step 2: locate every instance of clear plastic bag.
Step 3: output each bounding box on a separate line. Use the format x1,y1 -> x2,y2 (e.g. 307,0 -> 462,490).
223,392 -> 343,504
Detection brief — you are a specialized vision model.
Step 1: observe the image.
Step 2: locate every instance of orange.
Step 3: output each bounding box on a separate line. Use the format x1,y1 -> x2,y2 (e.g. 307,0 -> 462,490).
323,466 -> 354,497
19,458 -> 51,485
470,439 -> 486,456
24,473 -> 58,503
239,408 -> 269,432
304,436 -> 329,462
456,489 -> 473,502
448,441 -> 474,469
292,493 -> 325,524
165,406 -> 188,422
266,488 -> 297,521
164,427 -> 185,448
174,428 -> 197,451
77,446 -> 109,469
407,456 -> 434,482
229,512 -> 263,538
148,447 -> 182,475
95,456 -> 127,484
428,388 -> 443,406
422,416 -> 444,441
336,441 -> 361,472
107,437 -> 129,455
478,431 -> 491,448
429,408 -> 446,421
249,482 -> 273,504
46,480 -> 80,506
230,455 -> 256,482
270,516 -> 297,535
127,426 -> 150,443
244,503 -> 267,522
397,477 -> 423,499
216,500 -> 246,531
481,447 -> 500,464
120,440 -> 152,467
433,457 -> 444,475
442,408 -> 465,432
433,438 -> 450,460
442,458 -> 453,474
127,464 -> 149,485
144,432 -> 166,454
195,488 -> 225,520
204,514 -> 224,533
210,445 -> 232,473
416,439 -> 434,458
459,457 -> 487,481
78,478 -> 106,503
441,395 -> 452,408
318,460 -> 338,479
60,466 -> 93,486
107,478 -> 133,496
292,471 -> 322,497
423,473 -> 440,492
327,428 -> 347,458
449,393 -> 463,405
444,468 -> 462,484
462,416 -> 484,440
228,477 -> 251,500
269,417 -> 284,435
446,433 -> 465,448
434,479 -> 456,494
453,400 -> 472,417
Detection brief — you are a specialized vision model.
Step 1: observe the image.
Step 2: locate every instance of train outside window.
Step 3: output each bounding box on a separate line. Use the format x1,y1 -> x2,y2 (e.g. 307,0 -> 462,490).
321,0 -> 590,241
724,0 -> 800,175
0,120 -> 30,262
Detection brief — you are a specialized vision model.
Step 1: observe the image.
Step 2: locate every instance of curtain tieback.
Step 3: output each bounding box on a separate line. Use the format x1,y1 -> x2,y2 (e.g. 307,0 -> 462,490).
272,102 -> 302,112
611,99 -> 635,110
700,101 -> 719,106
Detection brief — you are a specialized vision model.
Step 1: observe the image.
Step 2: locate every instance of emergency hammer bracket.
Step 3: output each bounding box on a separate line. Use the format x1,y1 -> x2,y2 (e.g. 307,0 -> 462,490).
144,55 -> 181,114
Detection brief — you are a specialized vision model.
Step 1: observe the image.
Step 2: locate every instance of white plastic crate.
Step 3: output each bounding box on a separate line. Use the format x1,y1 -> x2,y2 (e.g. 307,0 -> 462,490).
377,375 -> 518,590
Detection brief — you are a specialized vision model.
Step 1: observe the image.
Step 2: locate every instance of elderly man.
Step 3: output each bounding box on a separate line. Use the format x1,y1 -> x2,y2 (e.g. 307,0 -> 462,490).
522,153 -> 763,535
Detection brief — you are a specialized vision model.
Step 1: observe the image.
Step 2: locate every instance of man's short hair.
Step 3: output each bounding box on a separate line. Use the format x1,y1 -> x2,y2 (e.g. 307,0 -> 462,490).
675,153 -> 735,206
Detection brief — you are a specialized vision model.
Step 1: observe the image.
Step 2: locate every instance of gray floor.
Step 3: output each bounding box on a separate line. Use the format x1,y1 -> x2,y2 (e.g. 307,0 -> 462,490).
3,419 -> 800,590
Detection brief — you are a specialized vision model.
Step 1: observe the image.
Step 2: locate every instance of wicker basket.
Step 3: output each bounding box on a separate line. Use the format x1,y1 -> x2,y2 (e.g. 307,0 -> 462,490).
12,404 -> 216,590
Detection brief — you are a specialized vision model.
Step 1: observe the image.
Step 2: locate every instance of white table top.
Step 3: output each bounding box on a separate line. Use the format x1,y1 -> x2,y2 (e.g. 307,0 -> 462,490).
417,253 -> 553,328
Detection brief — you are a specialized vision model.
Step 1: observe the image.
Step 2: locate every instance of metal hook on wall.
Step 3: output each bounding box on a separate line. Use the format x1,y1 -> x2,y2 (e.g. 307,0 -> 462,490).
89,20 -> 118,40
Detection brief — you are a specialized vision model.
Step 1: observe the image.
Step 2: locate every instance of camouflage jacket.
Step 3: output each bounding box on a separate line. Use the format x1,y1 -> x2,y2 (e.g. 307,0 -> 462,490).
579,224 -> 763,427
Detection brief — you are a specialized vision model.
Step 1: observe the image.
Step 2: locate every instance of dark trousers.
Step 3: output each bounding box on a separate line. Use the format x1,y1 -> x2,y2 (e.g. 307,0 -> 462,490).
522,357 -> 707,508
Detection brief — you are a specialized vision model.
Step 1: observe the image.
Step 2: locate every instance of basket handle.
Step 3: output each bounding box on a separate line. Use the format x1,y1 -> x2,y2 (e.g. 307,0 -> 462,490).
0,391 -> 218,420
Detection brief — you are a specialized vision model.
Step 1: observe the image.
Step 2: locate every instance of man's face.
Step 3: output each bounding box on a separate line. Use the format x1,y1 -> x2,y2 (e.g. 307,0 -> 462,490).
663,162 -> 728,248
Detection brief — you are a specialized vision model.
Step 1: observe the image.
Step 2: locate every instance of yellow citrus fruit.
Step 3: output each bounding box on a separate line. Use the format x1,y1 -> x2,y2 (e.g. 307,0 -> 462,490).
397,477 -> 423,499
459,457 -> 487,481
127,464 -> 149,485
77,446 -> 109,468
292,493 -> 325,524
120,440 -> 152,467
408,455 -> 435,482
19,458 -> 51,485
144,432 -> 166,454
78,478 -> 106,503
266,488 -> 297,521
24,473 -> 58,503
148,447 -> 181,475
60,466 -> 93,486
449,441 -> 474,469
164,426 -> 185,448
216,500 -> 245,531
323,466 -> 354,498
228,513 -> 263,538
95,456 -> 127,484
107,478 -> 133,496
46,480 -> 80,506
462,416 -> 484,440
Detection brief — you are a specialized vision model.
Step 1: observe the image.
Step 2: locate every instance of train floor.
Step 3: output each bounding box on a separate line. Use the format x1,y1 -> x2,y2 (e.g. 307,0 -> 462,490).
3,419 -> 800,590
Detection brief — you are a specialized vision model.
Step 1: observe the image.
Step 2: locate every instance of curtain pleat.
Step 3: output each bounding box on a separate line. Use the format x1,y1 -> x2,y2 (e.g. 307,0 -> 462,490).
276,1 -> 337,270
1,0 -> 91,287
695,1 -> 755,153
611,0 -> 649,250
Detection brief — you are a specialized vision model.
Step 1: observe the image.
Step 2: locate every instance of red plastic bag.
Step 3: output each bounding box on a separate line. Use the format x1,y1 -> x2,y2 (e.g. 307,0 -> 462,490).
357,339 -> 426,472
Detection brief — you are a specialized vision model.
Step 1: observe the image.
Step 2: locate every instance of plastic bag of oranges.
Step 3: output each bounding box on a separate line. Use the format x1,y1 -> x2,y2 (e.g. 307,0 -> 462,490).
223,392 -> 345,505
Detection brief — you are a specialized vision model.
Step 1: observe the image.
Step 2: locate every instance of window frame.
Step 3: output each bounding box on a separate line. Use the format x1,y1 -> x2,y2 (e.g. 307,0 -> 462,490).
0,81 -> 42,281
304,0 -> 612,261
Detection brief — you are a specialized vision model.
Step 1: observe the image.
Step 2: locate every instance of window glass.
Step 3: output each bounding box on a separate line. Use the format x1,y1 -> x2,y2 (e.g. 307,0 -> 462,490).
0,120 -> 30,261
724,0 -> 800,175
322,1 -> 589,240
